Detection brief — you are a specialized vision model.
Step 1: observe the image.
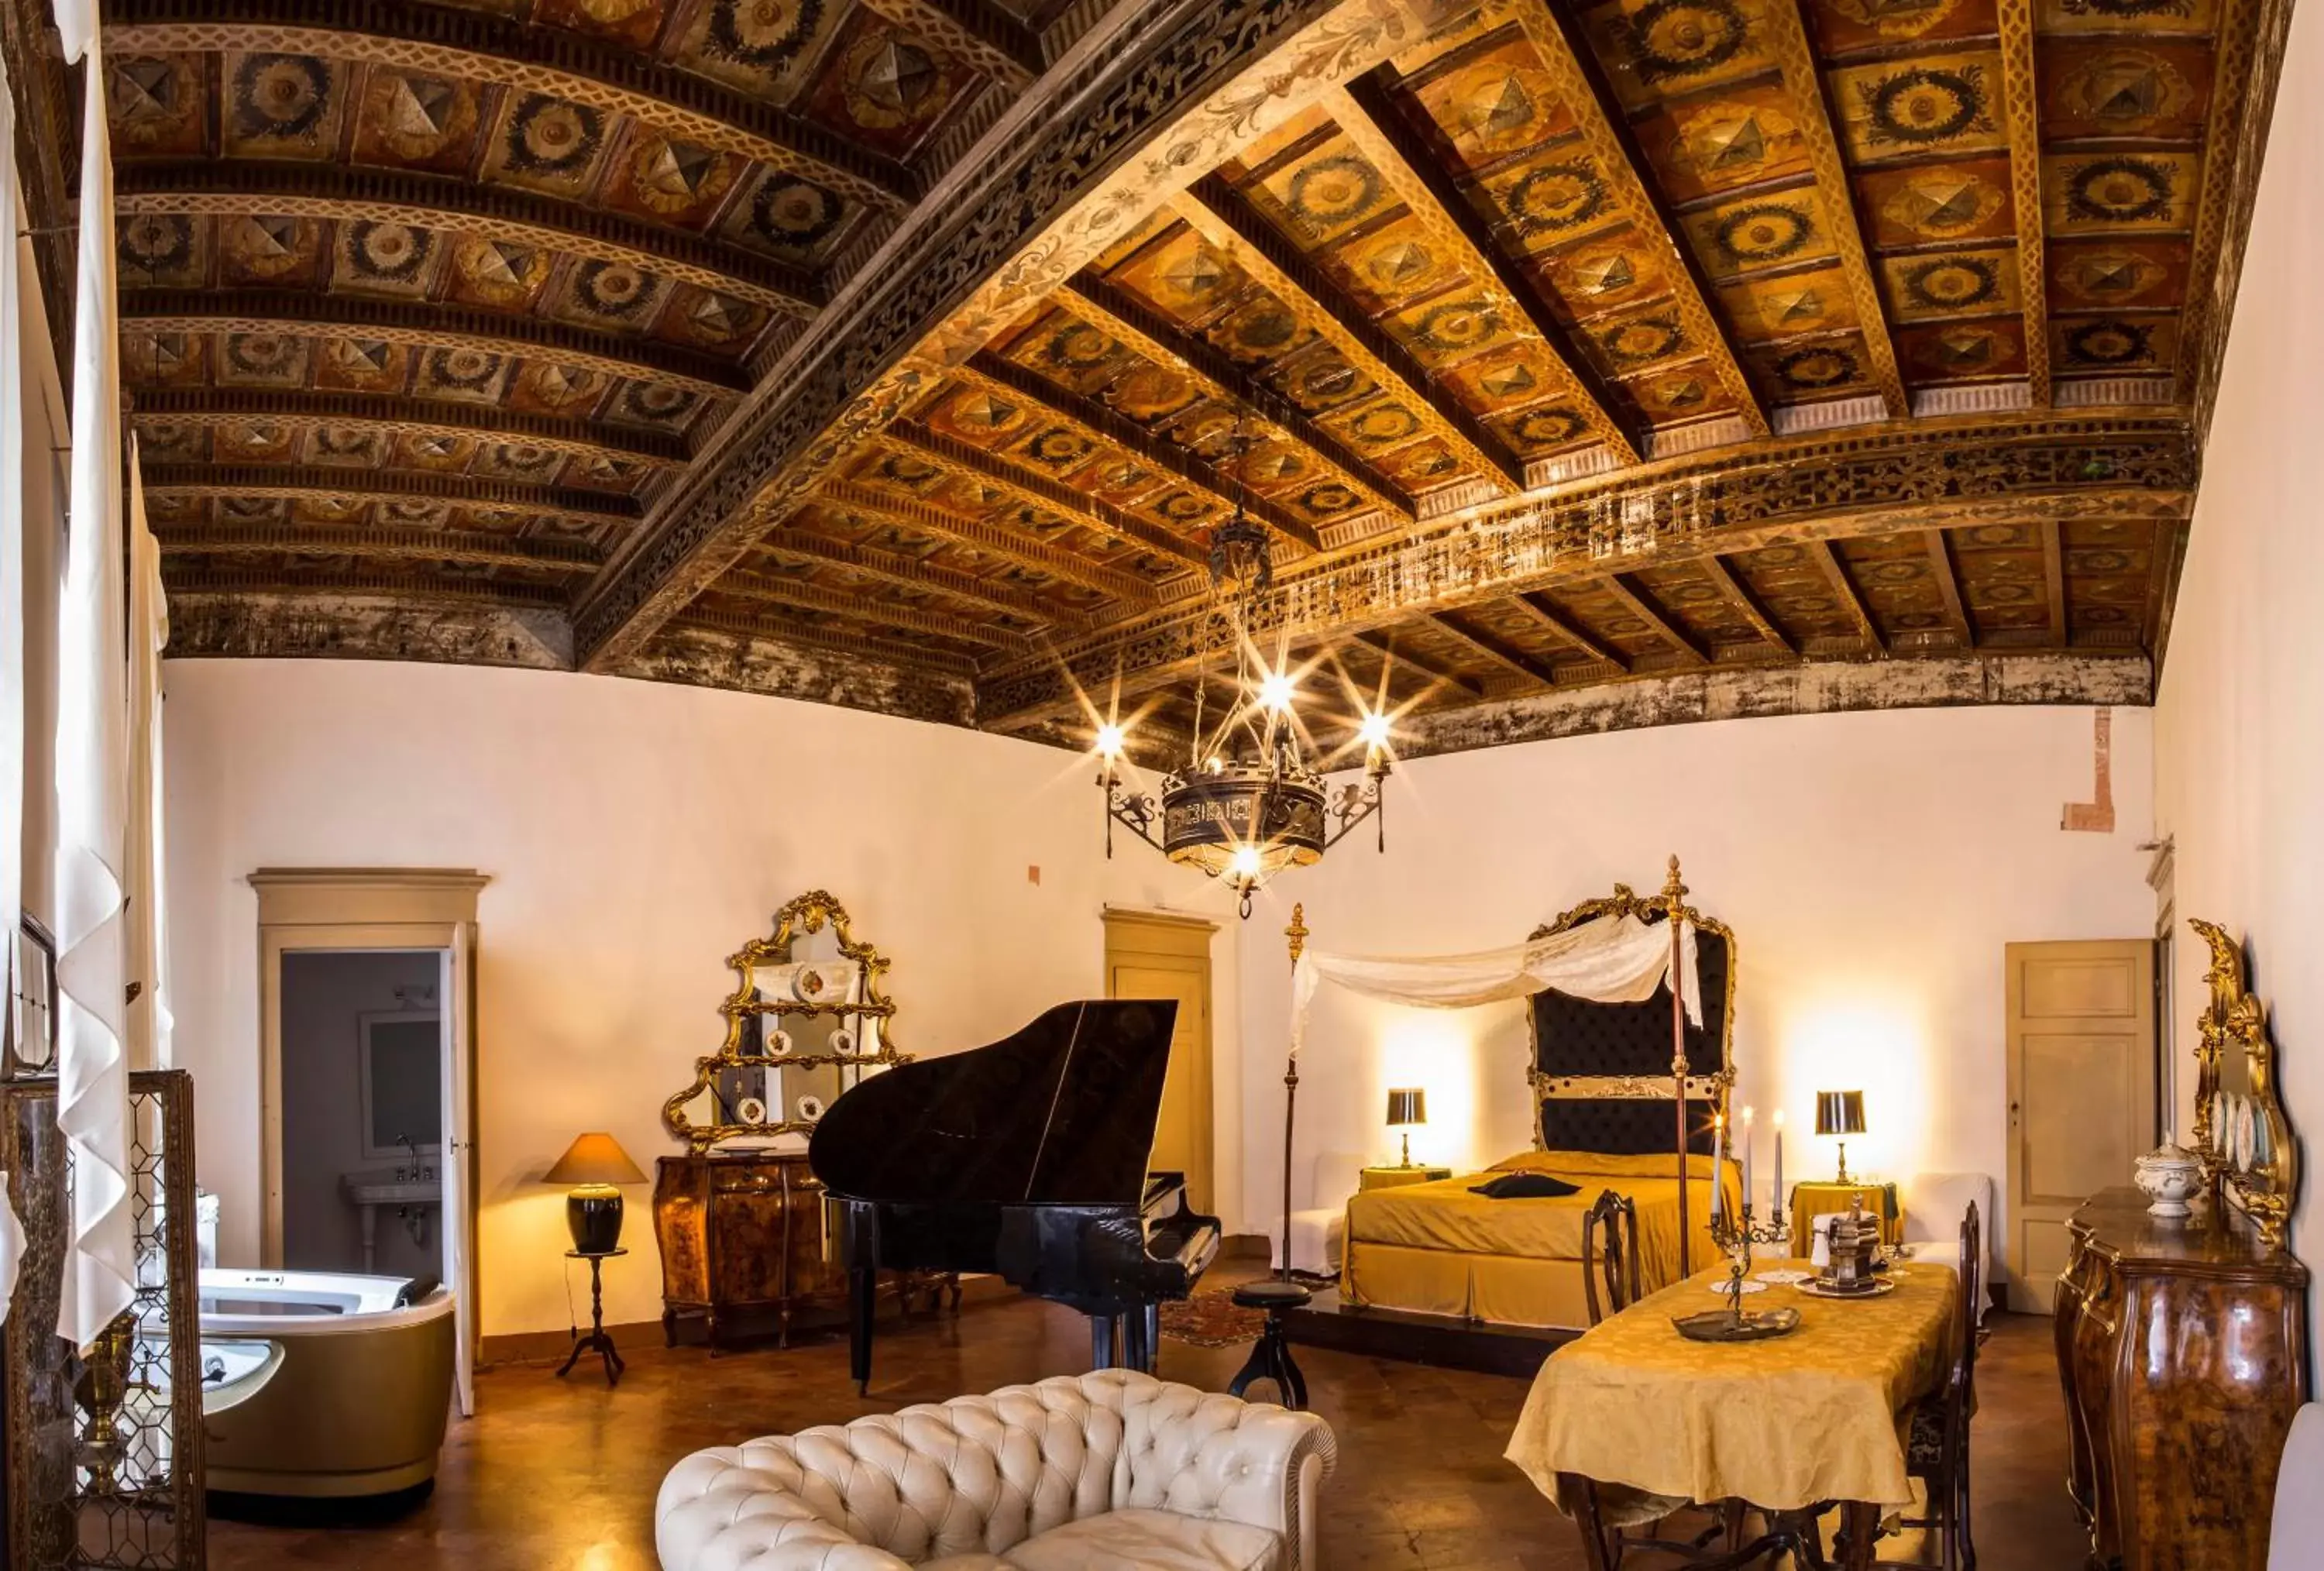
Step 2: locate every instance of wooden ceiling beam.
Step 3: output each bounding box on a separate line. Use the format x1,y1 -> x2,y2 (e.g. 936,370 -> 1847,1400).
118,161 -> 820,318
755,528 -> 1098,629
1057,273 -> 1412,522
856,0 -> 1044,89
129,389 -> 688,469
714,568 -> 1025,648
102,0 -> 917,213
817,480 -> 1157,603
1695,555 -> 1796,657
887,422 -> 1209,570
669,607 -> 982,678
1759,0 -> 1910,418
156,524 -> 601,572
1174,177 -> 1525,491
1425,609 -> 1559,686
1507,590 -> 1628,670
1926,529 -> 1975,648
1348,627 -> 1487,697
1994,0 -> 2051,407
1807,538 -> 1884,651
1601,574 -> 1709,665
1501,0 -> 1771,440
958,352 -> 1326,552
1333,77 -> 1638,462
2041,518 -> 2070,645
139,464 -> 642,526
119,290 -> 751,398
160,568 -> 571,607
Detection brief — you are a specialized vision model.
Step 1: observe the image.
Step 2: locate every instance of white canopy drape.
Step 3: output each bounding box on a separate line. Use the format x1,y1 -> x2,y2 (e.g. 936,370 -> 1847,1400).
53,11 -> 138,1349
1290,912 -> 1701,1059
125,450 -> 171,1073
0,23 -> 29,1326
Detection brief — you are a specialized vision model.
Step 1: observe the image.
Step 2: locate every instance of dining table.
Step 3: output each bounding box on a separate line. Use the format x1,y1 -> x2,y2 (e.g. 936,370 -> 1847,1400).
1505,1257 -> 1960,1570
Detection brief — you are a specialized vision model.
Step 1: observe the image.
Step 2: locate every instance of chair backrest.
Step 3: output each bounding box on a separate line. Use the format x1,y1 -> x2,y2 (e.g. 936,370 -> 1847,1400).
2269,1404 -> 2324,1568
1940,1201 -> 1982,1465
1581,1188 -> 1642,1325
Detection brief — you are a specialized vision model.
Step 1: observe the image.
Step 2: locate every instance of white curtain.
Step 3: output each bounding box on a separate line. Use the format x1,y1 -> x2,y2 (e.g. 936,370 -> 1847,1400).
53,14 -> 138,1349
125,449 -> 170,1071
0,22 -> 28,1326
1290,913 -> 1701,1058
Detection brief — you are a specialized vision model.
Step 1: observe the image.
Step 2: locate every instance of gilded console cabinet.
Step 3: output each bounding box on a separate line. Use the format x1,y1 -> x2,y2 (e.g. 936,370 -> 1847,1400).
2054,1188 -> 2309,1570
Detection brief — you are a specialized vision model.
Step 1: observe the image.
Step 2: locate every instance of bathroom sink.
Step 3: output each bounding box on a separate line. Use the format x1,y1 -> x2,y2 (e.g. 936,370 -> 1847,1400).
341,1172 -> 440,1207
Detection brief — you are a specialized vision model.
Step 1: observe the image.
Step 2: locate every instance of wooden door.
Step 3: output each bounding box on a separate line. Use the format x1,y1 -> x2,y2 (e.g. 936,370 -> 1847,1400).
1104,911 -> 1216,1215
2006,940 -> 2156,1312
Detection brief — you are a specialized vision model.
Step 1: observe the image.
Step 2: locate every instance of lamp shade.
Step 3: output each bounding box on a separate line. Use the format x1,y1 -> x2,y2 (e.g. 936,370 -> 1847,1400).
1814,1091 -> 1867,1138
1385,1088 -> 1427,1128
544,1133 -> 647,1188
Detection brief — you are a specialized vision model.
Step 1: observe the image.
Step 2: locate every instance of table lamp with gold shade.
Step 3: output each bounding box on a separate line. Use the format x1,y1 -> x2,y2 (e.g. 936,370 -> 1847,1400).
545,1133 -> 648,1255
1815,1091 -> 1866,1184
1385,1088 -> 1427,1168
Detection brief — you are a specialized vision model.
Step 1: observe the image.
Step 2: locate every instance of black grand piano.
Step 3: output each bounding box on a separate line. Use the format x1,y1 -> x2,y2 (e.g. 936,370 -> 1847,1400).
810,999 -> 1222,1391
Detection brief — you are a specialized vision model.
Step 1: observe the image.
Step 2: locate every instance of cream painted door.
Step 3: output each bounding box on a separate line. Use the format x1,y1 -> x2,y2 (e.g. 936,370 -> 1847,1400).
2005,940 -> 2156,1312
1104,912 -> 1216,1216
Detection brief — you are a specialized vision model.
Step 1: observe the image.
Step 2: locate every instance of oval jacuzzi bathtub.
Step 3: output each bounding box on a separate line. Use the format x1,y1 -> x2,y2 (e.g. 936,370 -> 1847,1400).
197,1268 -> 456,1497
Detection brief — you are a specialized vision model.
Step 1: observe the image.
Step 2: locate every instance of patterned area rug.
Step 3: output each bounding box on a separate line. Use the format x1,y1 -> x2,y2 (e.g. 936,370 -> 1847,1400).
1157,1274 -> 1336,1346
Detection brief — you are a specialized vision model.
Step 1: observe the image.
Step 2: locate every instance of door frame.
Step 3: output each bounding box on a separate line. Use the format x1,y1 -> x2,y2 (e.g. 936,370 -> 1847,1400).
1102,906 -> 1217,1212
250,868 -> 486,1404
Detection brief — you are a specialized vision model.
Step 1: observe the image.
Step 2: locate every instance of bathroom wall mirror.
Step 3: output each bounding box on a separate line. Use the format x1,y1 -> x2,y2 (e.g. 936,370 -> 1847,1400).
2189,918 -> 2299,1248
662,890 -> 906,1151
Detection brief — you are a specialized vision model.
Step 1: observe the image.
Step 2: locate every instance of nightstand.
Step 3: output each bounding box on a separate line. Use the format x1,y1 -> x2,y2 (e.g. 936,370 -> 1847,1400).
1789,1180 -> 1903,1249
1360,1164 -> 1452,1191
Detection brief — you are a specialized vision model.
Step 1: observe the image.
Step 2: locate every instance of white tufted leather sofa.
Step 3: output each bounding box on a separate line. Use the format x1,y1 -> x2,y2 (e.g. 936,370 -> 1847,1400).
655,1369 -> 1337,1571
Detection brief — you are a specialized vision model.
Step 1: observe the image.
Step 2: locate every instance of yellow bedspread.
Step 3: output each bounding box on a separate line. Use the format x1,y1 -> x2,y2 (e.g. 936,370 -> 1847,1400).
1340,1150 -> 1743,1325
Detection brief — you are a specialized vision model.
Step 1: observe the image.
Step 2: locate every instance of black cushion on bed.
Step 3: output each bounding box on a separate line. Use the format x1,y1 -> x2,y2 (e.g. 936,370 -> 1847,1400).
1532,920 -> 1730,1156
1469,1172 -> 1582,1199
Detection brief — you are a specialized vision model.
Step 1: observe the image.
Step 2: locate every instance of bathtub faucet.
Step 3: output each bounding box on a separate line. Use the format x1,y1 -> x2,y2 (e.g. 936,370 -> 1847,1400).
397,1133 -> 418,1181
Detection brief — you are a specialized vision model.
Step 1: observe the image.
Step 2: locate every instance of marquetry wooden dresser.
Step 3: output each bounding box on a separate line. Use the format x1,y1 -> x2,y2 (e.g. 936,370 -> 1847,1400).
2054,1186 -> 2309,1570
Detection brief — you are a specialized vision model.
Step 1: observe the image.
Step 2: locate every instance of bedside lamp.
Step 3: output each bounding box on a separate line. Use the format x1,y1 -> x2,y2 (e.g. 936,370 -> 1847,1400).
1815,1091 -> 1867,1184
1385,1088 -> 1427,1167
545,1133 -> 647,1255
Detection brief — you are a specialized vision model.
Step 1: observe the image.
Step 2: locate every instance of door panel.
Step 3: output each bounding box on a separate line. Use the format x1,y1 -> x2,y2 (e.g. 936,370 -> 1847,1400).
1113,961 -> 1211,1214
2006,940 -> 2154,1313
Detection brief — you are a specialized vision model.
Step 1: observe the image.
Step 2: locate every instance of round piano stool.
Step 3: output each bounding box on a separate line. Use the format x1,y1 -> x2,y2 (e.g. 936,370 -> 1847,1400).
1227,1280 -> 1312,1411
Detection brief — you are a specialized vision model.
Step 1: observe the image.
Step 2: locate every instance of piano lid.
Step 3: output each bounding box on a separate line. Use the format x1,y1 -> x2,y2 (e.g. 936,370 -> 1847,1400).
809,999 -> 1178,1206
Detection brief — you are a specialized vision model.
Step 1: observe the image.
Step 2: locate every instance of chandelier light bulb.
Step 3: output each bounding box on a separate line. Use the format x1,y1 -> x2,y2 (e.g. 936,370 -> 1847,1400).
1228,844 -> 1264,882
1094,722 -> 1127,759
1356,710 -> 1392,749
1257,671 -> 1296,712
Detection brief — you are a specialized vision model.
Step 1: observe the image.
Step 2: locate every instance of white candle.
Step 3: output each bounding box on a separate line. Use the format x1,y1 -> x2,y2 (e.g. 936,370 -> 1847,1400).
1741,1106 -> 1755,1217
1772,1109 -> 1786,1216
1710,1112 -> 1726,1221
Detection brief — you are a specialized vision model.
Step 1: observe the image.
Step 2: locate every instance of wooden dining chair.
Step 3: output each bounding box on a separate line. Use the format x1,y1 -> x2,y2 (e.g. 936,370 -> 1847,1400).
1580,1189 -> 1642,1325
1890,1201 -> 1980,1570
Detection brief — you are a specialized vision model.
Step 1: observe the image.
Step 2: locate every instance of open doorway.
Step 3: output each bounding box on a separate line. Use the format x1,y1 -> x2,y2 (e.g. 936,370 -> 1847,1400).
280,951 -> 446,1278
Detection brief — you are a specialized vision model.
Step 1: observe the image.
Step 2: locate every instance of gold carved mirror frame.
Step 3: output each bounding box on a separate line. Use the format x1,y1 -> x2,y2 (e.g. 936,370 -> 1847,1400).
662,890 -> 909,1152
2188,918 -> 2298,1248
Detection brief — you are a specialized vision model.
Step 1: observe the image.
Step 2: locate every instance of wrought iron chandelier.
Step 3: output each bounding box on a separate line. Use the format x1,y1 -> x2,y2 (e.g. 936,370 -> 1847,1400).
1092,421 -> 1393,918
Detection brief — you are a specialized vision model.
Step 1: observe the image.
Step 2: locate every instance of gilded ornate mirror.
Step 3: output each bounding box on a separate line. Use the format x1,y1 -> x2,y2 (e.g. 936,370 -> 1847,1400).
663,891 -> 907,1152
2188,919 -> 2298,1247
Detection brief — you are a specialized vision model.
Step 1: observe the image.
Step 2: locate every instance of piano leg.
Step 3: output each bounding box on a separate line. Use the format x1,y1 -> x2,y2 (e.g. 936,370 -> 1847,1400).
1143,1305 -> 1161,1374
1089,1315 -> 1116,1371
1119,1311 -> 1147,1374
849,1266 -> 876,1394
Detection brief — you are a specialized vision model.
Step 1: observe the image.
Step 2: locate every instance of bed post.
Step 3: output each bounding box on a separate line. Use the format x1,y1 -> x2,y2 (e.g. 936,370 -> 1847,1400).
1281,903 -> 1308,1283
1663,857 -> 1690,1276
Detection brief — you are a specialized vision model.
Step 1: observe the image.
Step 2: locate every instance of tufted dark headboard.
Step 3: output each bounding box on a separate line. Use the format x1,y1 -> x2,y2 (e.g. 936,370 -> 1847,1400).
1525,882 -> 1735,1157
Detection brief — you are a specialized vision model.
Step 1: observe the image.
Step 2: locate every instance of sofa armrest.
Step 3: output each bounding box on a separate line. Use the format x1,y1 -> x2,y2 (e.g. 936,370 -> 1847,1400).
1126,1396 -> 1339,1571
655,1446 -> 913,1571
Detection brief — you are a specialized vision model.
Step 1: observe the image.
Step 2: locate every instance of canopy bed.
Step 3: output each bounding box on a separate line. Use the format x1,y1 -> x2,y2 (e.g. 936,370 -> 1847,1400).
1281,860 -> 1741,1370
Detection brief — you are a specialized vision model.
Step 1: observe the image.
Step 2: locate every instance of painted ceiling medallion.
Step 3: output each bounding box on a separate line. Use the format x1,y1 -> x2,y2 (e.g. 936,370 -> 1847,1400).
1298,483 -> 1357,514
226,334 -> 303,376
119,214 -> 193,275
1045,324 -> 1114,370
1825,0 -> 1968,40
1600,314 -> 1684,366
751,179 -> 846,248
1900,254 -> 2000,312
704,0 -> 825,74
1775,344 -> 1860,389
1514,407 -> 1585,445
1285,155 -> 1384,232
1347,404 -> 1422,445
1408,298 -> 1500,356
1622,0 -> 1752,84
1858,65 -> 1992,150
431,348 -> 505,390
1023,428 -> 1096,469
349,221 -> 433,282
2059,48 -> 2193,132
576,260 -> 657,319
506,95 -> 606,177
1714,202 -> 1813,266
2065,156 -> 2178,223
1879,171 -> 2006,238
845,34 -> 948,128
1506,162 -> 1613,235
233,53 -> 332,142
2064,319 -> 2154,365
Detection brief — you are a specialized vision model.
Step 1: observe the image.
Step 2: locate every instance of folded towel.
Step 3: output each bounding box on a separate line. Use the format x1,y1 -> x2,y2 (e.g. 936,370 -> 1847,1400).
1469,1171 -> 1580,1199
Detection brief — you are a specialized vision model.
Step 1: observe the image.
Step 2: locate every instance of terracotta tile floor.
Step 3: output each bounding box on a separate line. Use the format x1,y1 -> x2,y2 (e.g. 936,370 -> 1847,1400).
210,1297 -> 2085,1570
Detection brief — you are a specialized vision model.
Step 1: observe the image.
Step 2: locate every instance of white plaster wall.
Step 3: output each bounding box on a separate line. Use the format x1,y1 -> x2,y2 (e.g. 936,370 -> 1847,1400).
163,658 -> 1241,1336
1235,703 -> 2158,1286
2151,0 -> 2324,1327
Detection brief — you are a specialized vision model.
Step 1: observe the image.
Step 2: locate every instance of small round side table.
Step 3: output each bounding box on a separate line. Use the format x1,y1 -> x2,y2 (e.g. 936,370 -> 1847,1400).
559,1247 -> 628,1388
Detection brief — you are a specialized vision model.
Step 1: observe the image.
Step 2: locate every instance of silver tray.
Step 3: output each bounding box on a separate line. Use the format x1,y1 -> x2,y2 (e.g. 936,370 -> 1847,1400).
1672,1307 -> 1803,1342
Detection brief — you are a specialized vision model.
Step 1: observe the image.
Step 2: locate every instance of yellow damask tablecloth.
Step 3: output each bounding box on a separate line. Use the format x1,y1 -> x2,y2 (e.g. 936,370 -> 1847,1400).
1504,1259 -> 1958,1514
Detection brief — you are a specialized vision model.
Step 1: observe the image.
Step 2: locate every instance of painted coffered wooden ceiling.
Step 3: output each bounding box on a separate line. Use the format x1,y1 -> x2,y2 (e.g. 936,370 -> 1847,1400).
8,0 -> 2281,755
